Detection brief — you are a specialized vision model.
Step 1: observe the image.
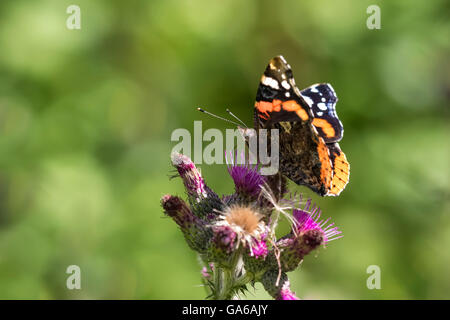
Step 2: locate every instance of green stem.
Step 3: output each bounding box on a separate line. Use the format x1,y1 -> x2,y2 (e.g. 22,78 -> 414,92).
213,250 -> 244,300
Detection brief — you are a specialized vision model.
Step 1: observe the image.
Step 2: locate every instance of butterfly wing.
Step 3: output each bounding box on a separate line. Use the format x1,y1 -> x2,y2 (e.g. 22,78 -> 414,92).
326,142 -> 350,196
254,56 -> 313,129
300,83 -> 343,143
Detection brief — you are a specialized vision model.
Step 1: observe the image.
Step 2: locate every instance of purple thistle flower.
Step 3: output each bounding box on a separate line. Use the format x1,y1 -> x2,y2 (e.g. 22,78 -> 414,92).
273,199 -> 342,273
226,152 -> 266,199
293,199 -> 342,244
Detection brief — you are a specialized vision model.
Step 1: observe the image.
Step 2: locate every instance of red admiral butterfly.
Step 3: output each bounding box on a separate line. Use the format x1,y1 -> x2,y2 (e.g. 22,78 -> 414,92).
198,56 -> 350,196
253,56 -> 349,196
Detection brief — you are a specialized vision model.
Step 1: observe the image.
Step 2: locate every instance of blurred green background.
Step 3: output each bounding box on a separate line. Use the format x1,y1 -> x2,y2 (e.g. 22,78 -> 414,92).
0,0 -> 448,299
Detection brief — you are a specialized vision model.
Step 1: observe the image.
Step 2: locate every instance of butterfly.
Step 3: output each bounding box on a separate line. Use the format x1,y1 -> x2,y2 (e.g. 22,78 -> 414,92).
252,55 -> 349,196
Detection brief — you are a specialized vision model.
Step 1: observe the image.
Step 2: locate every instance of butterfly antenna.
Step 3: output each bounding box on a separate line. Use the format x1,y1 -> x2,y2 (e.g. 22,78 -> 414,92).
197,107 -> 241,126
226,108 -> 248,128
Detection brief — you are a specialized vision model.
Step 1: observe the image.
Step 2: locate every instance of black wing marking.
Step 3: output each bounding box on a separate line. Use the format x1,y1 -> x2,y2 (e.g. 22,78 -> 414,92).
300,83 -> 343,143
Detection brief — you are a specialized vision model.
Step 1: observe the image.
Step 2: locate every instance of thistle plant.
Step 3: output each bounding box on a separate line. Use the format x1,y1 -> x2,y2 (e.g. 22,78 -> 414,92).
161,152 -> 342,300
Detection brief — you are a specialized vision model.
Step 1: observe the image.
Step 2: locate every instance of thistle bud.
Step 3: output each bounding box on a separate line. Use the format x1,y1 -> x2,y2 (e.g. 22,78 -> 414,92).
161,194 -> 211,253
171,152 -> 223,220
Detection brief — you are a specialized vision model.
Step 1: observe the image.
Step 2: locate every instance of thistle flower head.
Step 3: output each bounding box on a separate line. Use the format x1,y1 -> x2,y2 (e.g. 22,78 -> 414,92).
226,153 -> 266,198
215,205 -> 267,255
293,199 -> 342,244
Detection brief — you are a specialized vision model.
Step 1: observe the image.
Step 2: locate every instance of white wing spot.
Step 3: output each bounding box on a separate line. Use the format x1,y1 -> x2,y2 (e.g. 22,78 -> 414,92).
281,80 -> 290,90
262,75 -> 279,90
301,95 -> 314,106
317,102 -> 327,111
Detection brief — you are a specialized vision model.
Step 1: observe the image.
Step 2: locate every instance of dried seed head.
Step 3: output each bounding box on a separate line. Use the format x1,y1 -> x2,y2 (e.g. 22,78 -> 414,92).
225,206 -> 262,235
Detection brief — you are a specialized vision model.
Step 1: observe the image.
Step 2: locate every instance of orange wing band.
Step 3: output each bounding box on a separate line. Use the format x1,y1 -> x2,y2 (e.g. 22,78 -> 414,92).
317,138 -> 332,190
255,100 -> 309,121
328,151 -> 350,196
312,118 -> 336,138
